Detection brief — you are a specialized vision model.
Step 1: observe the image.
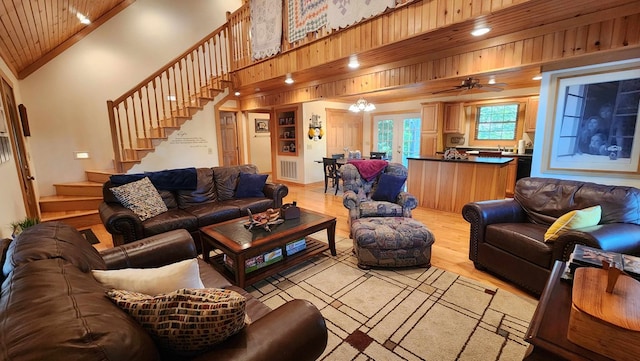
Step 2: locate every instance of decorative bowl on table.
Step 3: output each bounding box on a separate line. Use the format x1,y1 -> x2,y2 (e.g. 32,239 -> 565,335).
244,209 -> 284,232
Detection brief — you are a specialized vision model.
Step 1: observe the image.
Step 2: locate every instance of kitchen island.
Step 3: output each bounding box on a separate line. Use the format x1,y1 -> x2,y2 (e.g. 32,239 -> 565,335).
407,156 -> 513,213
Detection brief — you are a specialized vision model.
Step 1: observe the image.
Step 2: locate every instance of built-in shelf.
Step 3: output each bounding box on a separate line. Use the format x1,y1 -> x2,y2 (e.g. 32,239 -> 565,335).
276,108 -> 298,156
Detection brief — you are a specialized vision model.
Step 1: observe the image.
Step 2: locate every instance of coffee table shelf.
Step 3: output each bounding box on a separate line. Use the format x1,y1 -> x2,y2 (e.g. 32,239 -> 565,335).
209,237 -> 329,287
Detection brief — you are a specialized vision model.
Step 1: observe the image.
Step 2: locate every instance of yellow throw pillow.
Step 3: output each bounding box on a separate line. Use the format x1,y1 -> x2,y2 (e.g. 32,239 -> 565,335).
544,205 -> 602,242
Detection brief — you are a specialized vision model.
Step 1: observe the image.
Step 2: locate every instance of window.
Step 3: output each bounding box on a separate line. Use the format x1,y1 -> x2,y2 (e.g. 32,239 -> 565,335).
476,104 -> 518,140
468,101 -> 525,147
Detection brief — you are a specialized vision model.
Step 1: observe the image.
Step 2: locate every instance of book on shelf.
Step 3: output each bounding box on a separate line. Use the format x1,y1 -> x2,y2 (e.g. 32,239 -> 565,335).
562,244 -> 640,282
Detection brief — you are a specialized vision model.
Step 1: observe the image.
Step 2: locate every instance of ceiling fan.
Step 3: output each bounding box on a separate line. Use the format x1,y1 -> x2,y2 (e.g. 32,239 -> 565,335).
432,77 -> 506,94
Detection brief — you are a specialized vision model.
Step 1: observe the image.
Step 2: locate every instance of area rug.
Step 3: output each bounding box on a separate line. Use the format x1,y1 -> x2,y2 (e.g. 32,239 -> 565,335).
79,228 -> 100,245
246,234 -> 537,361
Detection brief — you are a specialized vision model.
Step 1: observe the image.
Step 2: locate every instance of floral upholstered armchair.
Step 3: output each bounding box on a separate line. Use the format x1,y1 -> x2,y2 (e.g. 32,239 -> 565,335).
342,162 -> 418,224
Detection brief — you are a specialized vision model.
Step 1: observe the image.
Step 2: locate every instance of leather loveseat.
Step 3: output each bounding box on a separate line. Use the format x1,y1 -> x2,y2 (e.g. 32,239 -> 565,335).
0,221 -> 328,361
462,177 -> 640,296
99,164 -> 288,247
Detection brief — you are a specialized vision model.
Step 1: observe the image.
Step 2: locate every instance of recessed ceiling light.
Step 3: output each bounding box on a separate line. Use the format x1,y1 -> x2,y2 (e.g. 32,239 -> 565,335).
348,54 -> 360,69
488,78 -> 496,85
76,12 -> 91,25
471,27 -> 490,36
234,91 -> 240,96
285,73 -> 294,84
532,75 -> 542,80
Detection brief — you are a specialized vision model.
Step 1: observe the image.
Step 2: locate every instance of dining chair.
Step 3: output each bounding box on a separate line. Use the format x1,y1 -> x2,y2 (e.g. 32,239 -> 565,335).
331,153 -> 345,159
370,151 -> 387,159
322,157 -> 341,195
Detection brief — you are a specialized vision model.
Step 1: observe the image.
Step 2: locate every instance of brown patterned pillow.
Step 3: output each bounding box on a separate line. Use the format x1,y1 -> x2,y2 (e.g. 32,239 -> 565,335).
107,288 -> 246,354
110,177 -> 168,221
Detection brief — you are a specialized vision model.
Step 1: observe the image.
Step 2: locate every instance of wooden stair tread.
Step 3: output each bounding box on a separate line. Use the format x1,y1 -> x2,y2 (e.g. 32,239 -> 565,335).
40,195 -> 102,202
54,181 -> 102,187
41,209 -> 99,219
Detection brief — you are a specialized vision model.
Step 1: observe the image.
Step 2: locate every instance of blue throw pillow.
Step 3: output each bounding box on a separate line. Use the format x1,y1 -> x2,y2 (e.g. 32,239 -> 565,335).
371,173 -> 406,202
235,172 -> 268,198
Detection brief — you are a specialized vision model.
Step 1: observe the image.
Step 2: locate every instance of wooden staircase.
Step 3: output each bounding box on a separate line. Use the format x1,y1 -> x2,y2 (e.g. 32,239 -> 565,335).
117,87 -> 224,172
40,170 -> 116,229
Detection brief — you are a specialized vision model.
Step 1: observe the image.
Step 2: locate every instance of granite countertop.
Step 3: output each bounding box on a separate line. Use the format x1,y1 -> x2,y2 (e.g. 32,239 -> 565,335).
408,156 -> 514,164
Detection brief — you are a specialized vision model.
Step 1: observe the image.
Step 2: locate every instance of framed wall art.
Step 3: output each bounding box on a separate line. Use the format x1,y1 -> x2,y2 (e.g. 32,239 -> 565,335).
255,118 -> 269,133
545,63 -> 640,174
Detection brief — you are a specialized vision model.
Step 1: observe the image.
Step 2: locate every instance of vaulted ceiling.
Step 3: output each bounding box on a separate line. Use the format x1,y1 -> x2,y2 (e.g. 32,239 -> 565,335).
0,0 -> 134,80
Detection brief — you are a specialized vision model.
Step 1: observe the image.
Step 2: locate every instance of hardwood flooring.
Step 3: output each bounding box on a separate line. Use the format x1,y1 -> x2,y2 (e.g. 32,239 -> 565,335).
89,182 -> 535,301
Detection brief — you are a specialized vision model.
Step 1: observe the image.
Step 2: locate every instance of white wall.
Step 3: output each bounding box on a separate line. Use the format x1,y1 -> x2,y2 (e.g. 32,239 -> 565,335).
19,0 -> 242,196
247,112 -> 273,173
0,58 -> 27,238
302,100 -> 351,183
531,59 -> 640,187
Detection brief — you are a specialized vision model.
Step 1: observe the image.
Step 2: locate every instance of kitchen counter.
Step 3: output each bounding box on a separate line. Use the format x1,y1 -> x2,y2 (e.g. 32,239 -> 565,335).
409,155 -> 514,164
407,157 -> 512,213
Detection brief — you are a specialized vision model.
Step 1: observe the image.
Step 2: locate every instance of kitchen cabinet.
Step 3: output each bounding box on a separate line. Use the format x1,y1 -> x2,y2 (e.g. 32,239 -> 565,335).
525,96 -> 539,133
443,103 -> 464,134
276,107 -> 298,156
420,102 -> 443,155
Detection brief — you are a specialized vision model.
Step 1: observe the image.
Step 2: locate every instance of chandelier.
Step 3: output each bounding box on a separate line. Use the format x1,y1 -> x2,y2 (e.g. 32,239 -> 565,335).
349,98 -> 376,113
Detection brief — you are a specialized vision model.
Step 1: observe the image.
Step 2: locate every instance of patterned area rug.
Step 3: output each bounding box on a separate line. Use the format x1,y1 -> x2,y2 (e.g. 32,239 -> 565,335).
246,233 -> 537,361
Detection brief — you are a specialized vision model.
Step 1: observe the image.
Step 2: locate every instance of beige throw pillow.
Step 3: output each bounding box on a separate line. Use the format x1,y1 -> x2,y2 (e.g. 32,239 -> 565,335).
92,258 -> 205,295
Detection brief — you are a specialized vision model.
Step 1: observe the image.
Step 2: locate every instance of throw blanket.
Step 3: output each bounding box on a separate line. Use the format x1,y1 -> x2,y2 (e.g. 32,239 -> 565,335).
348,159 -> 388,181
251,0 -> 282,60
327,0 -> 396,30
288,0 -> 328,43
110,167 -> 198,190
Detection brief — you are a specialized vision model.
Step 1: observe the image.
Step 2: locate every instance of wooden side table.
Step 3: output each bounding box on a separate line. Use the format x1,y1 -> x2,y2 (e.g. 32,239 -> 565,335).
523,261 -> 613,361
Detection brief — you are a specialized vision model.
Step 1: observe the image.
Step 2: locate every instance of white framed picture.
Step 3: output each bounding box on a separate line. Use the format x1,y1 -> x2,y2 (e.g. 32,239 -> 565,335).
545,63 -> 640,174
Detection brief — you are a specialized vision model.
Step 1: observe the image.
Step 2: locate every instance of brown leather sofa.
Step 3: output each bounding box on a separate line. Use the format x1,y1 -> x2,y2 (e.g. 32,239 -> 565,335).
99,164 -> 288,247
462,177 -> 640,296
0,222 -> 328,361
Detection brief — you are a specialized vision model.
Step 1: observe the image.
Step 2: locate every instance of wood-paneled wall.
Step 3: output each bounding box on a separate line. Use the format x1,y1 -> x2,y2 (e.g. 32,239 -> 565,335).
237,0 -> 640,110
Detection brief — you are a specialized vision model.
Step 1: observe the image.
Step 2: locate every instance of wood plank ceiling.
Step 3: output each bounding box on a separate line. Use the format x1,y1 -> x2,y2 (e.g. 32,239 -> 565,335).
0,0 -> 135,79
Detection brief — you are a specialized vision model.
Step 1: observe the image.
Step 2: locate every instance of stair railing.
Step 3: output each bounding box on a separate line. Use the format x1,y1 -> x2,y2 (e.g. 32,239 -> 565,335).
106,22 -> 233,173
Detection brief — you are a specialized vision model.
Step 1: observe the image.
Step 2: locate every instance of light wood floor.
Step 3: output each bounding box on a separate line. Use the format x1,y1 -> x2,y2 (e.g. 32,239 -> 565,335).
89,182 -> 535,301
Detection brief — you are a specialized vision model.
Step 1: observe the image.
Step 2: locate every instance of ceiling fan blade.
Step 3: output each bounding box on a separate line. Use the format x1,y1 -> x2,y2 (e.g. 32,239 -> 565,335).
431,87 -> 463,94
478,86 -> 505,92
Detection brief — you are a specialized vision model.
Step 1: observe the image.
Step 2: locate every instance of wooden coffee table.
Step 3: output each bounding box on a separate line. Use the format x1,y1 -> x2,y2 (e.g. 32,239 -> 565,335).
524,261 -> 614,361
200,208 -> 336,288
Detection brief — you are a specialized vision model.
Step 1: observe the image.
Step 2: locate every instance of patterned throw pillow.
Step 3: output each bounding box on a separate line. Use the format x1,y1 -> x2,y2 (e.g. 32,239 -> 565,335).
110,177 -> 168,221
107,288 -> 246,354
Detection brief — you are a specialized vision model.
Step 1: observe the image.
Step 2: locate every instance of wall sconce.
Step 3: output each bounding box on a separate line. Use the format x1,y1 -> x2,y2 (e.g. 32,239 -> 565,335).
308,114 -> 323,141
